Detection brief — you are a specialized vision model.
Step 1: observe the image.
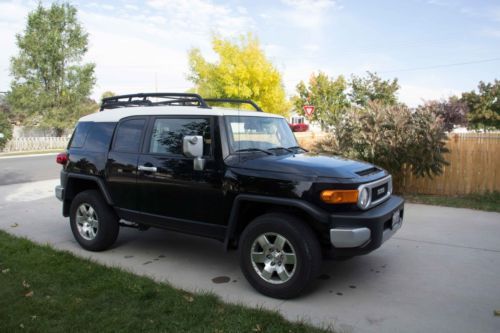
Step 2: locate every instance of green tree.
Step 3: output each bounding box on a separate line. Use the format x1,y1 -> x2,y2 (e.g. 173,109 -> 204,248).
461,80 -> 500,130
101,91 -> 116,101
292,72 -> 350,130
188,34 -> 290,116
417,97 -> 468,132
7,3 -> 96,135
0,95 -> 13,150
349,72 -> 399,107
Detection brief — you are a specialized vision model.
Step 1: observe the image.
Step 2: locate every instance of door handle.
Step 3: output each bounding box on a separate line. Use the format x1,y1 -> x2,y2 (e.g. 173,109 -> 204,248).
138,165 -> 157,173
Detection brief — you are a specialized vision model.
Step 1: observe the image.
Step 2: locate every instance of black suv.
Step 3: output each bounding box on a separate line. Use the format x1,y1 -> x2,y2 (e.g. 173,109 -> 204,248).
55,93 -> 404,299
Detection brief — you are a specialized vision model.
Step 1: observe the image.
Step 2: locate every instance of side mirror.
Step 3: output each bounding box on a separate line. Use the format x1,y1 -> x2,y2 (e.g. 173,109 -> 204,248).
183,135 -> 205,171
183,135 -> 203,158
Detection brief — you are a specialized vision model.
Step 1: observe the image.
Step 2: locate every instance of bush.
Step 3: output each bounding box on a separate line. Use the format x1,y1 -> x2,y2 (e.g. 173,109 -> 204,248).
313,102 -> 449,190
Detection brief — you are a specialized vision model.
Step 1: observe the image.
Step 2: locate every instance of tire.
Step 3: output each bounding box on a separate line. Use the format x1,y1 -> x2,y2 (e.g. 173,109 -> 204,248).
239,213 -> 321,299
69,190 -> 119,252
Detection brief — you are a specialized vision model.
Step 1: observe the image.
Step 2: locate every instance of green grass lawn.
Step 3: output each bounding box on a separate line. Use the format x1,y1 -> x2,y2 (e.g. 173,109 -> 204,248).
0,231 -> 329,333
404,191 -> 500,212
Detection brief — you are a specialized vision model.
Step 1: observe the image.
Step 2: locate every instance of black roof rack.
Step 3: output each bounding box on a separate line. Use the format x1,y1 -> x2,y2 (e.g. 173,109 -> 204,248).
100,93 -> 210,111
99,93 -> 264,112
204,98 -> 263,112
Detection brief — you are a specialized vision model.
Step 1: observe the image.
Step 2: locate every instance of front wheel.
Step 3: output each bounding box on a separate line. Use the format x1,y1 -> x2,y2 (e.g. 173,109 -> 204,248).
239,213 -> 321,299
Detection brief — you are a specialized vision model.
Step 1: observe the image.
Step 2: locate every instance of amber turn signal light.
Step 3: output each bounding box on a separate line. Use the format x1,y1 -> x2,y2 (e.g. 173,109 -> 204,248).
320,189 -> 358,204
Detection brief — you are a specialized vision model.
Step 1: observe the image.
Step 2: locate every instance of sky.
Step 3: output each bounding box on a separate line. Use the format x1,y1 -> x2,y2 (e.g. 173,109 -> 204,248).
0,0 -> 499,107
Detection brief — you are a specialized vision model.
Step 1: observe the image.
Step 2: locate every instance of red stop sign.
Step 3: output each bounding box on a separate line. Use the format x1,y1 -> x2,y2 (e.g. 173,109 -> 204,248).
303,105 -> 315,117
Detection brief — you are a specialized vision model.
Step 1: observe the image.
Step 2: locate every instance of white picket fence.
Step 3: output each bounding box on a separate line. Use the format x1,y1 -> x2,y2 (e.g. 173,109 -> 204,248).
3,137 -> 69,152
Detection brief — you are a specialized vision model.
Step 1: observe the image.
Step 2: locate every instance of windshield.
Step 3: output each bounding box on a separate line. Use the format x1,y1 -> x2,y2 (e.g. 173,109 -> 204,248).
225,115 -> 298,153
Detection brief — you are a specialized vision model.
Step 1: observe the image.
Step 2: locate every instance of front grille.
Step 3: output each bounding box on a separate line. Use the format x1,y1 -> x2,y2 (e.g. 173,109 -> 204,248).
371,183 -> 389,202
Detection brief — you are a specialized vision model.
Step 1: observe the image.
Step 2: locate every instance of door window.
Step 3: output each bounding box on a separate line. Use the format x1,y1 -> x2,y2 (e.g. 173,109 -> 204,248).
113,119 -> 146,153
149,118 -> 211,156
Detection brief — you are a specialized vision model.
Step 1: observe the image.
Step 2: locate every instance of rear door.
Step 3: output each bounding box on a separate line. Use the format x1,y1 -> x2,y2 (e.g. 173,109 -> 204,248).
136,116 -> 224,227
106,117 -> 147,211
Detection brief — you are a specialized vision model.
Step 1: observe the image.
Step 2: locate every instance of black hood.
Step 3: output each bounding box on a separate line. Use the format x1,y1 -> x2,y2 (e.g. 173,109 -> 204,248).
235,153 -> 378,179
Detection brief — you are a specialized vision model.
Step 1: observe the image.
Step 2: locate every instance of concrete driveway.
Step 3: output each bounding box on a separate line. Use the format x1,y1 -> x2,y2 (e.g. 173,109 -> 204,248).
0,176 -> 499,333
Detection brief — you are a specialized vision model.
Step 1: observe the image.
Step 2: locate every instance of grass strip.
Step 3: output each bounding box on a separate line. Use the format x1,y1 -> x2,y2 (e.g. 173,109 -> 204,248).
405,191 -> 500,212
0,230 -> 329,333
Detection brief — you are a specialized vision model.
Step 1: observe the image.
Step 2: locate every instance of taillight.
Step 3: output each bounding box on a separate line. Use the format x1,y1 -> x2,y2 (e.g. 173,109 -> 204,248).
56,152 -> 68,165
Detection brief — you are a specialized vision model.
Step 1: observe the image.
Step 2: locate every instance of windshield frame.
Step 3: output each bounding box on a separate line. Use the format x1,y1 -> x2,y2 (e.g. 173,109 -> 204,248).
223,115 -> 299,155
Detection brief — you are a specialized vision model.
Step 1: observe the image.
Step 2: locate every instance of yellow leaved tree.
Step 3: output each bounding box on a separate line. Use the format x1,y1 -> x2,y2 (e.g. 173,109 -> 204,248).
188,34 -> 290,116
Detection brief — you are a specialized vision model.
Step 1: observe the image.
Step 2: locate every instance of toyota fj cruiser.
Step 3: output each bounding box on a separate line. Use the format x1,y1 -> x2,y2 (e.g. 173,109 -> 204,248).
55,93 -> 404,299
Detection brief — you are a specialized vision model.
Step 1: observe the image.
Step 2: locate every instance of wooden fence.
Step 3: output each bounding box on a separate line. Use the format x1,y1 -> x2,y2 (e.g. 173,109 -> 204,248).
402,133 -> 500,195
295,132 -> 500,195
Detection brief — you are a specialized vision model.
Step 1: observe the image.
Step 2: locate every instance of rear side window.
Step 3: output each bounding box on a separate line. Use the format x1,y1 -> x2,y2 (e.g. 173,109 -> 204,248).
84,123 -> 116,152
113,119 -> 146,153
149,118 -> 211,156
70,122 -> 92,148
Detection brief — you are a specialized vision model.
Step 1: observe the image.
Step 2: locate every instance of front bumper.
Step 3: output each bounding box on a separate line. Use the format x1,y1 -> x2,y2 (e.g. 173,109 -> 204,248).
55,185 -> 64,201
328,195 -> 404,256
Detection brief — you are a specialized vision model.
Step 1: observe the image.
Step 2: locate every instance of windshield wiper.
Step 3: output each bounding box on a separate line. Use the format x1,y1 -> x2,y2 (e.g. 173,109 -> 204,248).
267,146 -> 295,153
234,148 -> 273,155
287,145 -> 308,152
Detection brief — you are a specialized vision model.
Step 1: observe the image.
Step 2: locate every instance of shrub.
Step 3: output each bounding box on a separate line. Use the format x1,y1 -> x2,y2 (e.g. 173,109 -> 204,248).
313,102 -> 449,190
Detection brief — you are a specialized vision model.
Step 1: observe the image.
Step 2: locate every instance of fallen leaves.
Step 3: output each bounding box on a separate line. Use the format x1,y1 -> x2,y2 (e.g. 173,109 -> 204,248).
252,324 -> 262,332
10,223 -> 19,228
24,291 -> 34,298
1,268 -> 10,274
183,294 -> 194,303
494,309 -> 500,316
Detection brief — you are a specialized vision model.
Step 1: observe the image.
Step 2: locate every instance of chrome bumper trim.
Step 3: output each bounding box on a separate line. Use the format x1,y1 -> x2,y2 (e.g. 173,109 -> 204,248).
330,227 -> 371,248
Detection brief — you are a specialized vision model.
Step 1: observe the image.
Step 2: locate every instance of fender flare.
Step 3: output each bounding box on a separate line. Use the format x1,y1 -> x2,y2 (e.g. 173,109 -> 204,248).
64,174 -> 114,205
224,194 -> 329,248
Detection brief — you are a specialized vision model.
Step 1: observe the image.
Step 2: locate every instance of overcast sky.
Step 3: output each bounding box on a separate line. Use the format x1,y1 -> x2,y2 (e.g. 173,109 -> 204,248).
1,0 -> 499,106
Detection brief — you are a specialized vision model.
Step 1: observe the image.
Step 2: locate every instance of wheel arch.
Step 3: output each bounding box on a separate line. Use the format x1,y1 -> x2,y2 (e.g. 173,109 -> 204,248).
224,194 -> 330,250
63,175 -> 113,217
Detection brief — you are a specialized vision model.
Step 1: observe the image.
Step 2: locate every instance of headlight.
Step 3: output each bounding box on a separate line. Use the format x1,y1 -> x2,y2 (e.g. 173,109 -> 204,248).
358,187 -> 370,209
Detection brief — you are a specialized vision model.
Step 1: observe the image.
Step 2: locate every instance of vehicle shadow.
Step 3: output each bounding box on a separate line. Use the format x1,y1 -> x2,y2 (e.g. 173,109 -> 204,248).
113,226 -> 395,298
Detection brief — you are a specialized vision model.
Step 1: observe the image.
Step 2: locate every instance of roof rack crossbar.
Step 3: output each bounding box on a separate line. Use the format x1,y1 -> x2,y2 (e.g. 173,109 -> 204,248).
100,93 -> 210,111
204,98 -> 263,112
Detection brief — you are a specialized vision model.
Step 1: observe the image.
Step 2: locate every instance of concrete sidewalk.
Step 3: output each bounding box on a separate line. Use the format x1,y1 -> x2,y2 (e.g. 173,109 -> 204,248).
0,181 -> 499,333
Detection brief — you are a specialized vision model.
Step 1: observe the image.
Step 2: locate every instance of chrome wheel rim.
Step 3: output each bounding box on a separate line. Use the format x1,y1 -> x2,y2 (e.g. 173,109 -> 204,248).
76,203 -> 99,241
250,232 -> 297,284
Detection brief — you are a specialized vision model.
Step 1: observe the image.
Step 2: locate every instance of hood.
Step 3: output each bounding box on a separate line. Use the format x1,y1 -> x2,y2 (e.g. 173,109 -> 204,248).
235,153 -> 378,179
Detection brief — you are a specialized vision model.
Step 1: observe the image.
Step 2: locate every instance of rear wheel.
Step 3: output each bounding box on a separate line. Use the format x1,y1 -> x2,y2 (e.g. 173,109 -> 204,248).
239,213 -> 321,299
70,190 -> 119,251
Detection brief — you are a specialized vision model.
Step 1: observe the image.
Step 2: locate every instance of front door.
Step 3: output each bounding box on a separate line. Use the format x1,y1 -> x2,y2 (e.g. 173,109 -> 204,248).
136,116 -> 224,228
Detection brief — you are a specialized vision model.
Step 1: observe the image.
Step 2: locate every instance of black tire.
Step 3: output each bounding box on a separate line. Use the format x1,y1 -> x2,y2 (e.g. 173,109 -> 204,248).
69,190 -> 119,251
239,213 -> 321,299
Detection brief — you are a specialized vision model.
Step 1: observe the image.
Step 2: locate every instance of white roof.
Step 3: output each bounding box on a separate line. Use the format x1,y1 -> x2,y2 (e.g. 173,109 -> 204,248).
79,106 -> 283,123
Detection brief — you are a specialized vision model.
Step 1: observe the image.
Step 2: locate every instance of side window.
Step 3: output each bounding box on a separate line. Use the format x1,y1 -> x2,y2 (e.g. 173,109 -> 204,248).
84,123 -> 116,152
149,118 -> 211,156
69,122 -> 92,148
113,119 -> 146,153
